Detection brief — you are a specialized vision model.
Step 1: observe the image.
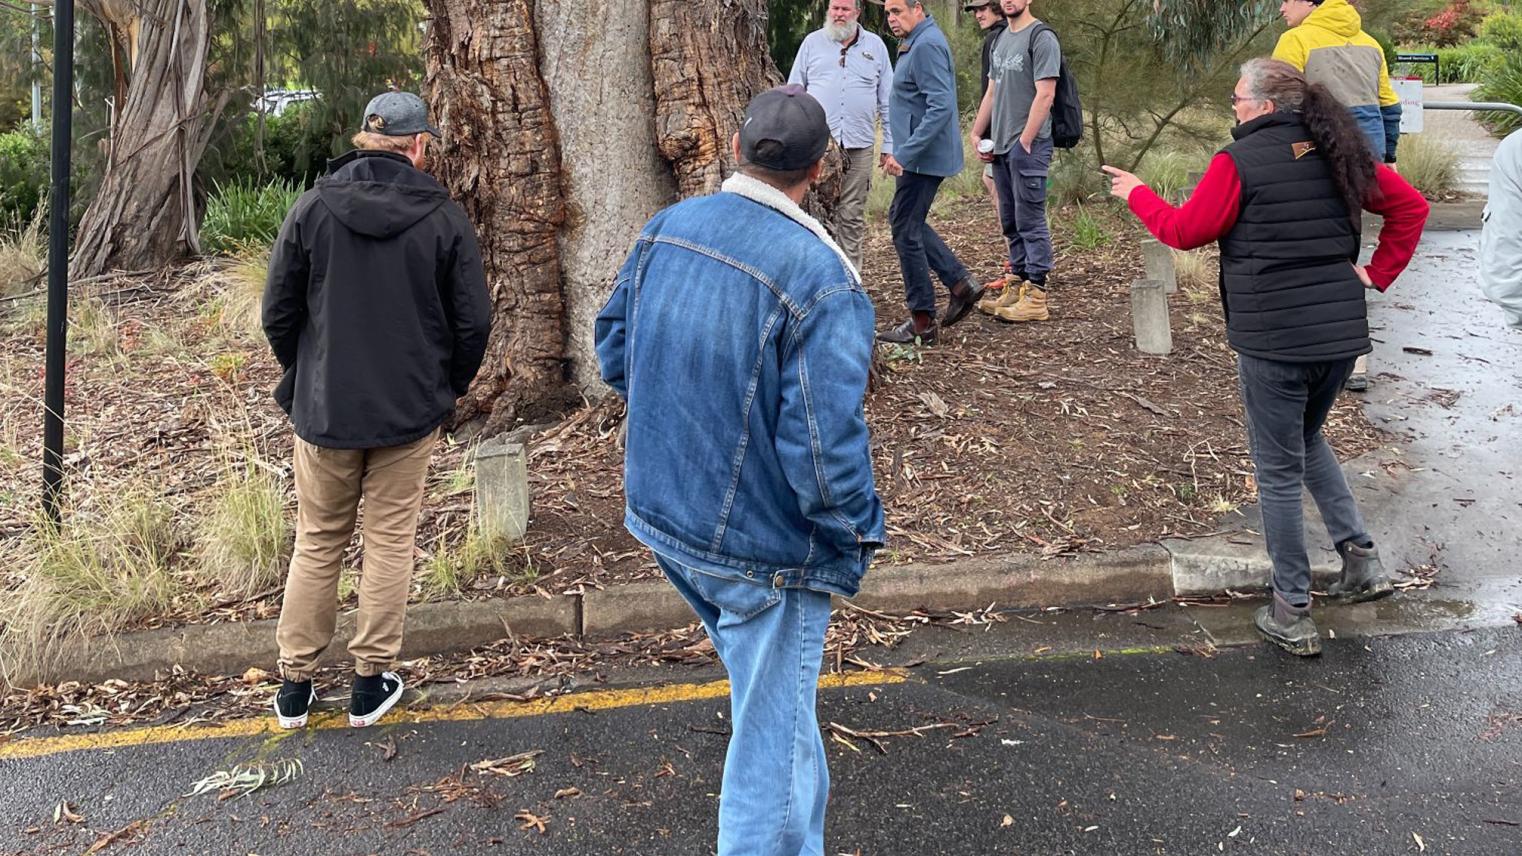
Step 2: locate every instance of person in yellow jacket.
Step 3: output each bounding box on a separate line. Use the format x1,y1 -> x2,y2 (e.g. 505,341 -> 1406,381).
1274,0 -> 1401,165
1275,0 -> 1402,393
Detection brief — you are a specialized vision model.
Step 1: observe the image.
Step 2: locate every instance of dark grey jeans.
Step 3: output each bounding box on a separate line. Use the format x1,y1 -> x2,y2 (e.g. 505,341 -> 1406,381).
1237,354 -> 1370,607
888,171 -> 971,314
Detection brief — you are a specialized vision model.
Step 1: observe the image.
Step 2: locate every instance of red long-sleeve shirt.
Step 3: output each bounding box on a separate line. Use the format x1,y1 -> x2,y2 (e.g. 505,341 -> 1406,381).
1127,153 -> 1430,290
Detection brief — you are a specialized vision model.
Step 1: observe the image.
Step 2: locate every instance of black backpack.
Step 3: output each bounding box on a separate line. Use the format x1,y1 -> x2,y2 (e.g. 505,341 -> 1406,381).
1028,23 -> 1083,149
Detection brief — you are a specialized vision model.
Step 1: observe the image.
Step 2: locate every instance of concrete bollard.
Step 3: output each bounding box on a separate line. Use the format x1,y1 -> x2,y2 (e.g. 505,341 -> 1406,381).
1131,279 -> 1173,356
1141,238 -> 1178,294
474,438 -> 531,543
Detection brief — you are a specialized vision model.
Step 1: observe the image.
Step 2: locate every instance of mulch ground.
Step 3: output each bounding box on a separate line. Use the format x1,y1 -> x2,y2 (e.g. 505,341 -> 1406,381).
0,195 -> 1383,630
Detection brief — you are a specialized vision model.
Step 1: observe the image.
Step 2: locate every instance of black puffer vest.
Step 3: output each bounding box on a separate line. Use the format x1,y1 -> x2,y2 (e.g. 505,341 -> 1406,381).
1218,112 -> 1369,362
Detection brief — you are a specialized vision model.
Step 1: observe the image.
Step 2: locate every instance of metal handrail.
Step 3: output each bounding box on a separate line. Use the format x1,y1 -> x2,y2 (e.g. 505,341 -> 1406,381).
1425,101 -> 1522,117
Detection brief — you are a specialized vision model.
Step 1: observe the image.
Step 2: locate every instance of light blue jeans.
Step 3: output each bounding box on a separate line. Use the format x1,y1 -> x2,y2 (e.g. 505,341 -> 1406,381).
655,553 -> 834,856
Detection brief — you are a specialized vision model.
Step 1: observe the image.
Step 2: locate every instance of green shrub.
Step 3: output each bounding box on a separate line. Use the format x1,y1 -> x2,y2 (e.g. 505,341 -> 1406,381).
1370,30 -> 1398,72
202,102 -> 336,190
1066,205 -> 1111,250
1136,149 -> 1210,204
1477,9 -> 1522,52
200,178 -> 303,256
196,459 -> 289,601
0,126 -> 47,224
1048,149 -> 1103,207
1477,53 -> 1522,136
1394,43 -> 1503,83
0,488 -> 188,679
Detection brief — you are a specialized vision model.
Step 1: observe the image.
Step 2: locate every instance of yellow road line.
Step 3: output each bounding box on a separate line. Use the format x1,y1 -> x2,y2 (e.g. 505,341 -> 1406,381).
0,670 -> 905,762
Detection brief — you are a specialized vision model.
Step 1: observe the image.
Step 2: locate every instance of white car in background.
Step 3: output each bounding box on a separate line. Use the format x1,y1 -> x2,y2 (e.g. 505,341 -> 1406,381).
253,89 -> 319,117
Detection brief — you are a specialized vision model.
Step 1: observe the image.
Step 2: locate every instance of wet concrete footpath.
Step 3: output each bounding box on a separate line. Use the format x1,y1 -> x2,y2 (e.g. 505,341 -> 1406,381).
1174,228 -> 1522,631
2,231 -> 1519,855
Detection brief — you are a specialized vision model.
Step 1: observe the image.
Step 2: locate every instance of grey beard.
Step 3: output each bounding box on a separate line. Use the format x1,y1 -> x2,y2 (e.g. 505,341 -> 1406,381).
824,21 -> 855,42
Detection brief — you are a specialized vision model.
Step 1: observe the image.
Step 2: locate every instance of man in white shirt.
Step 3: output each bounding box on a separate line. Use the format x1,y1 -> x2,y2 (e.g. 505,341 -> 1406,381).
787,0 -> 895,271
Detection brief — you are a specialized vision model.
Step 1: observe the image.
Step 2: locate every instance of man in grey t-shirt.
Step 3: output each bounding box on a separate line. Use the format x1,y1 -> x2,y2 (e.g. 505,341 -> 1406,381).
970,0 -> 1060,323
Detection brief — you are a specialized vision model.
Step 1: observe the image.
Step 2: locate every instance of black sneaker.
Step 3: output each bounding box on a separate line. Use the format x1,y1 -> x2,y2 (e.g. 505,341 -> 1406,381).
349,671 -> 405,728
273,679 -> 317,729
1254,604 -> 1322,657
1329,540 -> 1394,602
877,317 -> 938,346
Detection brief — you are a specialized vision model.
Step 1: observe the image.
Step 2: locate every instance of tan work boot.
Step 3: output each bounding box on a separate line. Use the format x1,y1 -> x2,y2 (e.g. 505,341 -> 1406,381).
995,284 -> 1049,322
997,281 -> 1027,308
977,275 -> 1015,313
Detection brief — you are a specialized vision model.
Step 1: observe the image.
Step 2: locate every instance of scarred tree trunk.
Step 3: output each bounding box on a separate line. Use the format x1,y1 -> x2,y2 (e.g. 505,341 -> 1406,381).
423,0 -> 573,434
425,0 -> 838,433
72,0 -> 217,277
648,0 -> 778,197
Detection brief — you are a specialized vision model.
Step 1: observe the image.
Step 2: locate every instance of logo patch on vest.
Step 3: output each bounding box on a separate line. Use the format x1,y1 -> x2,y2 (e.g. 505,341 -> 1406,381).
1291,141 -> 1317,160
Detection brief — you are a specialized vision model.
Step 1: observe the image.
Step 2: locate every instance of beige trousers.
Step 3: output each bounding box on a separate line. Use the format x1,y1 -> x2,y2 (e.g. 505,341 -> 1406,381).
834,146 -> 877,273
275,430 -> 437,681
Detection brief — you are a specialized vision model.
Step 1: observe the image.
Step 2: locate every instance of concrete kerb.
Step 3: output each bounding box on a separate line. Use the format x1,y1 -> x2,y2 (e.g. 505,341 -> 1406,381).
4,594 -> 577,689
6,546 -> 1184,689
1164,536 -> 1339,598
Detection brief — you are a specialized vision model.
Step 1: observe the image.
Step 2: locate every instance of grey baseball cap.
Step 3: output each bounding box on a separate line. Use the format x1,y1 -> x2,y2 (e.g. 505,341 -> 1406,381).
739,85 -> 830,171
360,91 -> 442,137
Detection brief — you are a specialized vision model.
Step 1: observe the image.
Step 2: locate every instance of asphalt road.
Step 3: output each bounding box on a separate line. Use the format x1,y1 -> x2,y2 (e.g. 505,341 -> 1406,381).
3,622 -> 1518,856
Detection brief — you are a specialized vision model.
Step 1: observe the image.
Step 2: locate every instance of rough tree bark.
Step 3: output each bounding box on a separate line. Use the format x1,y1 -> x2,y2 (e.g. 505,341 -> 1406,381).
648,0 -> 778,197
423,0 -> 573,434
426,0 -> 841,434
72,0 -> 218,277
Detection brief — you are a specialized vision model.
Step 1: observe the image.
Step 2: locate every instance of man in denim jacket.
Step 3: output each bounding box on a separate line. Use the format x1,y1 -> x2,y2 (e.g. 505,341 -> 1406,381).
595,86 -> 885,856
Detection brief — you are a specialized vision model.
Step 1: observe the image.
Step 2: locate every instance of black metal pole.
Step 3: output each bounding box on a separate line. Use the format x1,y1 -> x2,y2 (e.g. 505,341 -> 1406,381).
43,0 -> 74,523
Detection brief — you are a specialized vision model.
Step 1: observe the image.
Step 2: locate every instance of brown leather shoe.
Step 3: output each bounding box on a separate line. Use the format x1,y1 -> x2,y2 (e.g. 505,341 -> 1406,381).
942,278 -> 986,328
877,317 -> 938,345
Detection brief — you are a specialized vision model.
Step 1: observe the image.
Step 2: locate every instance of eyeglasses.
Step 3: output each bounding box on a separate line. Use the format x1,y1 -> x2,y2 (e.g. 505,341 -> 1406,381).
1229,94 -> 1260,106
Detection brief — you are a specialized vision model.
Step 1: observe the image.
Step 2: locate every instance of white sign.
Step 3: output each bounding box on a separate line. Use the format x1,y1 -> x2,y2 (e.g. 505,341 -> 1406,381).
1394,77 -> 1424,133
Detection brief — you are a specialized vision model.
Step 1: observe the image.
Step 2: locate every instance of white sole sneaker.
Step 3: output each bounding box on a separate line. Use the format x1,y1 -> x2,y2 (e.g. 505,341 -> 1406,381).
348,672 -> 404,728
273,687 -> 318,730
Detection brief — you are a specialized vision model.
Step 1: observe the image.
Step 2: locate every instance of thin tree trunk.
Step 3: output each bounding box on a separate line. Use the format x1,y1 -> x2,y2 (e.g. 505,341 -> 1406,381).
72,0 -> 216,277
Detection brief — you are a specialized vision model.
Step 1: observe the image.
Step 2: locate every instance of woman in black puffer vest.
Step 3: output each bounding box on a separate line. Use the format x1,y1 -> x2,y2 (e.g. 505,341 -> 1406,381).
1102,58 -> 1429,656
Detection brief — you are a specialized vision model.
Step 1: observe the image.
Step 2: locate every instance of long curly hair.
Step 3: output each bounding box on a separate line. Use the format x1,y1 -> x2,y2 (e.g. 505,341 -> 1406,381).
1239,58 -> 1379,216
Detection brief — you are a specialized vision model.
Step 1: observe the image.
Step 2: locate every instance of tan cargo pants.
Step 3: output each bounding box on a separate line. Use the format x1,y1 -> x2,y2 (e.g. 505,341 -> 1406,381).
833,146 -> 877,273
275,429 -> 437,681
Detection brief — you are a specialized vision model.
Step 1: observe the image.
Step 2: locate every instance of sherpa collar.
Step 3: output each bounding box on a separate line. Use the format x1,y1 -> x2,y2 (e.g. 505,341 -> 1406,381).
721,172 -> 860,283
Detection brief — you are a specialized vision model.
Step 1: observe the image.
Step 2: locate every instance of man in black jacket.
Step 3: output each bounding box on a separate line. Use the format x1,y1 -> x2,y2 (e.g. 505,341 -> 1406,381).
262,91 -> 492,730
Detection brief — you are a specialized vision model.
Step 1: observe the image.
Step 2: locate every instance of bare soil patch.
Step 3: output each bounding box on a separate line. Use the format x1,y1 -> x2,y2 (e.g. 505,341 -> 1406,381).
0,197 -> 1382,633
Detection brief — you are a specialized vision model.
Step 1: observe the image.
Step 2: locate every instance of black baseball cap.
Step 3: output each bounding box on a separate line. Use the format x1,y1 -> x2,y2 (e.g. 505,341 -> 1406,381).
739,85 -> 830,171
360,91 -> 442,137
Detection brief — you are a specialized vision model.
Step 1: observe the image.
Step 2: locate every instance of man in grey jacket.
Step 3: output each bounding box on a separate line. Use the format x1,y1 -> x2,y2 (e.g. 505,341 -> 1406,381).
877,0 -> 982,346
1482,129 -> 1522,330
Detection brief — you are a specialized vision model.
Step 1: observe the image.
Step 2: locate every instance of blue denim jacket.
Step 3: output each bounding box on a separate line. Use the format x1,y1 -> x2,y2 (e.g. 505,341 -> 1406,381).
594,185 -> 886,597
